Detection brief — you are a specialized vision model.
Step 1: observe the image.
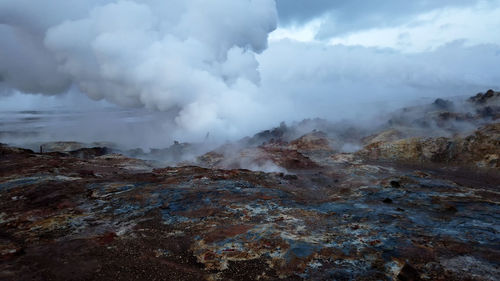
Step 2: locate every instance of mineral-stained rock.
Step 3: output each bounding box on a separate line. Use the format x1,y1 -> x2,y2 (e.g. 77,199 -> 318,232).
1,138 -> 499,280
288,131 -> 336,152
197,145 -> 318,171
358,122 -> 500,168
362,129 -> 406,145
259,146 -> 319,169
1,91 -> 500,281
196,131 -> 331,171
196,150 -> 226,168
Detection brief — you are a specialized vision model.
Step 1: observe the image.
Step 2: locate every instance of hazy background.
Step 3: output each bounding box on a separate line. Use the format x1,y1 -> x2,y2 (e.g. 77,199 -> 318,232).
1,0 -> 499,148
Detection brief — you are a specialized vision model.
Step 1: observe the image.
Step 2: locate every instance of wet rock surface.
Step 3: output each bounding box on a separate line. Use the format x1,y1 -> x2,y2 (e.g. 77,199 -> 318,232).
1,140 -> 499,280
1,92 -> 499,280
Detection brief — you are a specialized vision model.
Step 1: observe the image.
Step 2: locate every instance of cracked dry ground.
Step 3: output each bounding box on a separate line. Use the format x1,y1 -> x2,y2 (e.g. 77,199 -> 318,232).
0,147 -> 499,281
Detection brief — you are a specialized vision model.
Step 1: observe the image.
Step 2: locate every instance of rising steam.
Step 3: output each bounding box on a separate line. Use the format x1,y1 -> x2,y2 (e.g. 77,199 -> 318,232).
1,0 -> 499,143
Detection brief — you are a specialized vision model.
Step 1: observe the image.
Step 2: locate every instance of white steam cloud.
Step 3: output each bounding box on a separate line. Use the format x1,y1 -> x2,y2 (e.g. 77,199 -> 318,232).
1,0 -> 277,139
1,0 -> 499,144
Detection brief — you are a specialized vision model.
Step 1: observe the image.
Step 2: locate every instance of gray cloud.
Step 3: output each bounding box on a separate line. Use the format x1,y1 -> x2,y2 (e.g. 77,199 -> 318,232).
0,24 -> 71,94
0,0 -> 499,145
276,0 -> 485,37
0,0 -> 277,109
257,40 -> 500,124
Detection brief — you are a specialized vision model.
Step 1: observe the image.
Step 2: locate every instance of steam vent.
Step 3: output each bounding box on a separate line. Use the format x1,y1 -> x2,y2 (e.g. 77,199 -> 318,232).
0,89 -> 498,280
1,1 -> 500,280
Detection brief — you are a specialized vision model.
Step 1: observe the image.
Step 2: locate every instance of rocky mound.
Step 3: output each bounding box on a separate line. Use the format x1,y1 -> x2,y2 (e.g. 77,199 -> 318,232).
67,147 -> 110,159
196,130 -> 336,171
381,90 -> 500,142
0,144 -> 34,156
362,129 -> 406,145
358,122 -> 500,168
468,89 -> 500,105
288,131 -> 336,151
196,145 -> 318,171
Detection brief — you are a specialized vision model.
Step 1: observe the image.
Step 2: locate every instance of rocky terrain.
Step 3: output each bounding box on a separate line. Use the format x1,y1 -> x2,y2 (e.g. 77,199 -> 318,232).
0,90 -> 499,280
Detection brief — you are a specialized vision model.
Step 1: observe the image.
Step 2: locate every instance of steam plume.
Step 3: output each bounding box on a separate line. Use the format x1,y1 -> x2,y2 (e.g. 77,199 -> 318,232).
1,0 -> 499,143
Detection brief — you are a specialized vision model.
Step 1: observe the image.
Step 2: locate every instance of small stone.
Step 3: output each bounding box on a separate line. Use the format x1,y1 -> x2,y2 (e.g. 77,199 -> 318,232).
444,204 -> 458,213
283,174 -> 298,180
383,198 -> 393,204
390,180 -> 401,188
397,263 -> 421,281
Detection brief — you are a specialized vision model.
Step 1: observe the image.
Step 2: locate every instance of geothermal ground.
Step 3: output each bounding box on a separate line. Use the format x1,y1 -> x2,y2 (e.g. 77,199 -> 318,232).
1,91 -> 499,280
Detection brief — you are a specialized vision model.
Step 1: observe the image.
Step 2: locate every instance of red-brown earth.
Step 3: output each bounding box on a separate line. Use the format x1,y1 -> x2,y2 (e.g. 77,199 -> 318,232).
1,90 -> 499,280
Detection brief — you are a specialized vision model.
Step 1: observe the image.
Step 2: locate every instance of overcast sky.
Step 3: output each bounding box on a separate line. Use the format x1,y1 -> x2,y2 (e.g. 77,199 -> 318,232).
273,0 -> 500,50
1,0 -> 499,143
276,0 -> 484,35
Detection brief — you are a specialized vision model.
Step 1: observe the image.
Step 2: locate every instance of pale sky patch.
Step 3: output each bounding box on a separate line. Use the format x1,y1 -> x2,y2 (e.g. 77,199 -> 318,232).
270,1 -> 500,53
269,17 -> 323,43
327,2 -> 500,52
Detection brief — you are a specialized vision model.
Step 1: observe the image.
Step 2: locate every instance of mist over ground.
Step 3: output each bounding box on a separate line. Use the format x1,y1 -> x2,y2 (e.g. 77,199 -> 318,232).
1,0 -> 499,148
